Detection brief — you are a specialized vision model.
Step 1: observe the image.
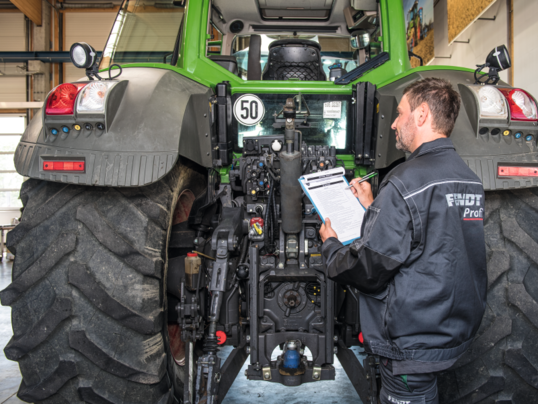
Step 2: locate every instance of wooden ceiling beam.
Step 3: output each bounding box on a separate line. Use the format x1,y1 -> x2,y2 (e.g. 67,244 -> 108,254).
10,0 -> 42,26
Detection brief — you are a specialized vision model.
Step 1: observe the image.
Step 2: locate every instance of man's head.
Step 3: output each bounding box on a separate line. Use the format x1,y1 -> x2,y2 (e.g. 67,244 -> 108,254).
391,77 -> 461,153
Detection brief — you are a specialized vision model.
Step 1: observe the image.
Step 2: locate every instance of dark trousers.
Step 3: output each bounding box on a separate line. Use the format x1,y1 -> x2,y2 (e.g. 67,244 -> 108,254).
379,358 -> 439,404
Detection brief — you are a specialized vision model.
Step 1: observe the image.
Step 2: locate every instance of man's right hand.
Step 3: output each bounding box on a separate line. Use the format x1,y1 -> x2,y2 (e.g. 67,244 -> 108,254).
350,177 -> 374,208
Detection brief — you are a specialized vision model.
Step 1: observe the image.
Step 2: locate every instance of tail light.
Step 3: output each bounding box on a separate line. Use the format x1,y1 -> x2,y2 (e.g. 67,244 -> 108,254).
43,161 -> 85,171
498,88 -> 538,121
498,165 -> 538,177
77,81 -> 117,114
45,83 -> 86,115
467,85 -> 508,120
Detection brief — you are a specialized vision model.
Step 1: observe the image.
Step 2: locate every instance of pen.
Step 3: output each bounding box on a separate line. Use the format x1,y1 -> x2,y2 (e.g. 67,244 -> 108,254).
345,172 -> 378,188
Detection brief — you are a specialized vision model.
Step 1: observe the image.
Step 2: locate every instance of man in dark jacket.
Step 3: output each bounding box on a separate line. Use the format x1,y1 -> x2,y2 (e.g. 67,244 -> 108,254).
320,77 -> 487,404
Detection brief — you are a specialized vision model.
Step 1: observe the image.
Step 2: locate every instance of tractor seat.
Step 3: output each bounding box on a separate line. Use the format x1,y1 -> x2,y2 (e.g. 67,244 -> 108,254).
262,39 -> 327,81
209,55 -> 239,75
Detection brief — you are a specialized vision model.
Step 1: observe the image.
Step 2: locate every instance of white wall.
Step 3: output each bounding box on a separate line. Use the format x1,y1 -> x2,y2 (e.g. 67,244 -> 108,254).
0,13 -> 26,102
513,0 -> 538,98
431,0 -> 509,83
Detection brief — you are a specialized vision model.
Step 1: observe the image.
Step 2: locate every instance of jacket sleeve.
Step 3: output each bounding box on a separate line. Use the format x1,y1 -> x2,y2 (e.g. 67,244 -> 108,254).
321,182 -> 414,295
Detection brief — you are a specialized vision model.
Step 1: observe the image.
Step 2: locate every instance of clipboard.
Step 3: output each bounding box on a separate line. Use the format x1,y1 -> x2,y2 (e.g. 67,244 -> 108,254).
299,167 -> 365,245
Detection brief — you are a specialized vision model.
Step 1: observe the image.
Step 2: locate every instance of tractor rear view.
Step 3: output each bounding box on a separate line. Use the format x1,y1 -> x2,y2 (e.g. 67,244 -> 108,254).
1,1 -> 538,404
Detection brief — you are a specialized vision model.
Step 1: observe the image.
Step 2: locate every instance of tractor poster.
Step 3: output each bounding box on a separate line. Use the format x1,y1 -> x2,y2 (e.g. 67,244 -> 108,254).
404,0 -> 434,68
447,0 -> 496,44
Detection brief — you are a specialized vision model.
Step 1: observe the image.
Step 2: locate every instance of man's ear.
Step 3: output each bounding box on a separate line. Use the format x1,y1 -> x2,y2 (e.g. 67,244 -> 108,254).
414,102 -> 430,128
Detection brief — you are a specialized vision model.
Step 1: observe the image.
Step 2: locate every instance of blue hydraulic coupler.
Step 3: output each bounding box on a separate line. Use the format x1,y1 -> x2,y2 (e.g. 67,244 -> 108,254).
283,347 -> 301,369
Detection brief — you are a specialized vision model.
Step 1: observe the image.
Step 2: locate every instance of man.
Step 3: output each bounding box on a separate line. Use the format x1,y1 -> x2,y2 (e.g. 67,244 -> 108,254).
320,77 -> 487,404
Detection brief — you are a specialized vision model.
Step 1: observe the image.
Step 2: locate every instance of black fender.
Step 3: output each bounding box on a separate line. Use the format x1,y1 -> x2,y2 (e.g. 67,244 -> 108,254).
14,67 -> 213,187
375,69 -> 538,191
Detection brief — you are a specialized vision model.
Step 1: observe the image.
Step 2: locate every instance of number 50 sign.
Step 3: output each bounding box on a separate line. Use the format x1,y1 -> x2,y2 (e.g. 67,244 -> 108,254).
233,94 -> 265,126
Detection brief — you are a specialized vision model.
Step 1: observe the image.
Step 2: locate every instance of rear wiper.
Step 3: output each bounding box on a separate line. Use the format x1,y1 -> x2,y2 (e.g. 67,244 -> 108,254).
334,52 -> 390,85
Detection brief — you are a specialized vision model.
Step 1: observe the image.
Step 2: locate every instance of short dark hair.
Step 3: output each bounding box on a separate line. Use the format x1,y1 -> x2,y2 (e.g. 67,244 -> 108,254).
403,77 -> 461,137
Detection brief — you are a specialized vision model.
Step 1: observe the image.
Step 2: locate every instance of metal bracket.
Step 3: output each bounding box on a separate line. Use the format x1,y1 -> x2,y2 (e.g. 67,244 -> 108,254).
263,365 -> 272,380
312,365 -> 322,380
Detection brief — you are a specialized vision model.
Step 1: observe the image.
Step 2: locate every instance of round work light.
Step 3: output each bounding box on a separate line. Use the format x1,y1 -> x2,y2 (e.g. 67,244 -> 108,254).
69,42 -> 97,69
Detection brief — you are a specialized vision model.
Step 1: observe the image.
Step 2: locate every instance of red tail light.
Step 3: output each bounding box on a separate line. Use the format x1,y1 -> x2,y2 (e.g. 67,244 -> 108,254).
498,166 -> 538,177
498,88 -> 538,121
43,161 -> 85,171
45,83 -> 86,115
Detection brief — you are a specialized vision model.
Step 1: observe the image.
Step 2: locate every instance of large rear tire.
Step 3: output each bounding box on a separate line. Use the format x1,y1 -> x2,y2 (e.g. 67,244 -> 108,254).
0,159 -> 205,403
438,190 -> 538,404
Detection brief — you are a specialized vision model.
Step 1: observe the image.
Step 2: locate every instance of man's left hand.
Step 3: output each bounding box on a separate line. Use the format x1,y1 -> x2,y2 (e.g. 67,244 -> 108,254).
320,218 -> 338,243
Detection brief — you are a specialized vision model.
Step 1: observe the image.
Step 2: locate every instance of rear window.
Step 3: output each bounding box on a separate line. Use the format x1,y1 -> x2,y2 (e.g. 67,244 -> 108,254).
233,93 -> 352,152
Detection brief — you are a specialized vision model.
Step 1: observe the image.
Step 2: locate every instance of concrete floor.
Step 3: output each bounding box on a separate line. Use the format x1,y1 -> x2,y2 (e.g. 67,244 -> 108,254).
0,260 -> 364,404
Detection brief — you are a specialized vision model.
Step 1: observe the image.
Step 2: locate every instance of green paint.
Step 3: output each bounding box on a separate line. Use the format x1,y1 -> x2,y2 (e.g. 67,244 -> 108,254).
219,166 -> 230,184
102,0 -> 417,93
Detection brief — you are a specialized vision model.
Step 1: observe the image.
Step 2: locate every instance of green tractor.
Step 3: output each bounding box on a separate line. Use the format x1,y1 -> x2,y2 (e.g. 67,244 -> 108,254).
2,0 -> 538,403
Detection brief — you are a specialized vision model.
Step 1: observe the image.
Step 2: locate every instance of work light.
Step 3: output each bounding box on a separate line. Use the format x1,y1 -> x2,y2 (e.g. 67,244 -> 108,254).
485,45 -> 511,72
70,42 -> 97,69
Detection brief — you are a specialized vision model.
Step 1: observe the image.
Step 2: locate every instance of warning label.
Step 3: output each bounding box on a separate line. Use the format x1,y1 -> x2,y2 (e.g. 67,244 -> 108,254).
323,101 -> 342,119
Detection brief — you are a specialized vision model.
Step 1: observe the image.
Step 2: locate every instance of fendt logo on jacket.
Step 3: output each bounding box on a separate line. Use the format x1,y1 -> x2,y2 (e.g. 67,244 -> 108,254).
446,193 -> 484,220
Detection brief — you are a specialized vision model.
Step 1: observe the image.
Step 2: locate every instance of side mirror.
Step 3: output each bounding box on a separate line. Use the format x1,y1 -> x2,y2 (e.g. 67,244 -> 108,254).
350,30 -> 370,50
474,45 -> 511,85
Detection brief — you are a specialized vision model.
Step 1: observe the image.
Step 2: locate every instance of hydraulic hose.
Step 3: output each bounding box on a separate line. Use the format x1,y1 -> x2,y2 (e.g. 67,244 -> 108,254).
264,178 -> 275,254
271,179 -> 278,244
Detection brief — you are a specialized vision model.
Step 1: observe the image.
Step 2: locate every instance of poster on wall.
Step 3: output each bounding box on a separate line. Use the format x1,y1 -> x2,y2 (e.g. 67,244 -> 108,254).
447,0 -> 496,44
404,0 -> 434,68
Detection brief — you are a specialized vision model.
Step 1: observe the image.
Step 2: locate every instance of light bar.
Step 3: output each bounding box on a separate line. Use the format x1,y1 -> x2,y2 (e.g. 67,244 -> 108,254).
43,161 -> 85,171
498,166 -> 538,177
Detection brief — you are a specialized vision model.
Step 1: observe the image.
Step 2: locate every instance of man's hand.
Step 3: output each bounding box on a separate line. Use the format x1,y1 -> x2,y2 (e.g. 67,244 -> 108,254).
350,177 -> 374,208
320,218 -> 338,243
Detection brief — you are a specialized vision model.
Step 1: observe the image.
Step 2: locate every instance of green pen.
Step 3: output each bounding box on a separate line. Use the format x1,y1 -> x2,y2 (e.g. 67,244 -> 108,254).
345,172 -> 378,188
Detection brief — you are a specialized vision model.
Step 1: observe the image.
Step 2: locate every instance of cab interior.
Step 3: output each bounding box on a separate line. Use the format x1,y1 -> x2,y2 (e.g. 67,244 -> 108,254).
207,0 -> 382,81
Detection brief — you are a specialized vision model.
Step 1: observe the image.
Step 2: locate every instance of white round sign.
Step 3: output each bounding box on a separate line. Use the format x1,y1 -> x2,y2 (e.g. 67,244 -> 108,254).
233,94 -> 265,126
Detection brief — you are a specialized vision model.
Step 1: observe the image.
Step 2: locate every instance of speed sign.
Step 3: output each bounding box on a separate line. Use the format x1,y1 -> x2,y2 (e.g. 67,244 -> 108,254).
233,94 -> 265,126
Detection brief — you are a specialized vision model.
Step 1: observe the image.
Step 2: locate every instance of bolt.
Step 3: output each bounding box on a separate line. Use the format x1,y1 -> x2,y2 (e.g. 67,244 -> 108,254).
205,133 -> 208,137
264,371 -> 271,379
313,371 -> 319,379
246,335 -> 251,342
204,113 -> 207,117
333,347 -> 338,354
246,346 -> 251,354
381,115 -> 385,119
333,336 -> 338,342
207,152 -> 210,156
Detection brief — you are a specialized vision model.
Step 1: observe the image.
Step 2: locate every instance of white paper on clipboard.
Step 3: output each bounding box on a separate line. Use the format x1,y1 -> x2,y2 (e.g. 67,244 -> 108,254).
299,167 -> 365,245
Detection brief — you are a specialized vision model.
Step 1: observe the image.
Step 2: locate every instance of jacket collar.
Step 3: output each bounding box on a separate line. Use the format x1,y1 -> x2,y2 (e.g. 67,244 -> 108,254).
407,137 -> 455,161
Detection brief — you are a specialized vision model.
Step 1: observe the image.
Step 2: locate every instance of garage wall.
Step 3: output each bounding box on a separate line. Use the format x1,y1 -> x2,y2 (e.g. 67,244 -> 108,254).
64,12 -> 117,83
513,0 -> 538,98
430,0 -> 538,99
430,0 -> 509,83
0,13 -> 26,102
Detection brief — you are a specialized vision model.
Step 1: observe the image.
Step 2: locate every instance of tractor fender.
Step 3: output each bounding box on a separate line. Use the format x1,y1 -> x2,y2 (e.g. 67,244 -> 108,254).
374,69 -> 538,191
14,67 -> 213,187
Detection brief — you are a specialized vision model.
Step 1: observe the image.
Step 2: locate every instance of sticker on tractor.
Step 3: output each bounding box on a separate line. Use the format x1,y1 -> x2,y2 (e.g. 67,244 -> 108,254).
323,101 -> 342,119
234,94 -> 265,126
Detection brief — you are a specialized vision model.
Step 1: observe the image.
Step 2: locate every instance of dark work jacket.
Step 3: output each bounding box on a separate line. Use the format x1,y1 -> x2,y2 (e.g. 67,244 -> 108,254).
321,138 -> 487,374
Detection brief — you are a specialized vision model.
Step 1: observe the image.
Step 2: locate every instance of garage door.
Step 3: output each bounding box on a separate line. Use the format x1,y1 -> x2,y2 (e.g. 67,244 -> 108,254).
0,13 -> 26,102
64,12 -> 117,83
